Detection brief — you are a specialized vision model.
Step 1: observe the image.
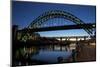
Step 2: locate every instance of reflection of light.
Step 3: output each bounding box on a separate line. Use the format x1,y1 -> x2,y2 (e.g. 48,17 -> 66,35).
90,43 -> 96,45
62,46 -> 66,50
70,43 -> 76,50
54,46 -> 60,50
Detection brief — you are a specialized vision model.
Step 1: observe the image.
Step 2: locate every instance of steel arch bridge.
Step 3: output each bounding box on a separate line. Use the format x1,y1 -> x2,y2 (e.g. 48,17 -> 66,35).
28,10 -> 94,36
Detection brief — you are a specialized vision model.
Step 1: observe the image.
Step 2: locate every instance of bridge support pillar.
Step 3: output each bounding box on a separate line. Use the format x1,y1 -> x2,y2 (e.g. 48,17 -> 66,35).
67,38 -> 70,41
12,25 -> 18,66
60,37 -> 62,42
72,49 -> 76,62
65,38 -> 67,41
76,37 -> 78,42
52,45 -> 55,51
12,25 -> 18,41
84,37 -> 86,41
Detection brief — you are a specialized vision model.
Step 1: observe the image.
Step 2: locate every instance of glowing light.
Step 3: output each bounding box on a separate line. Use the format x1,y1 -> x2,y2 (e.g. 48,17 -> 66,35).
57,38 -> 60,41
92,24 -> 95,27
69,38 -> 76,41
62,38 -> 66,41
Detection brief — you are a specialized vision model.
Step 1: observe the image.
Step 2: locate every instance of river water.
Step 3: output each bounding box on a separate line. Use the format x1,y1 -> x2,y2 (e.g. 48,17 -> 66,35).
29,43 -> 76,64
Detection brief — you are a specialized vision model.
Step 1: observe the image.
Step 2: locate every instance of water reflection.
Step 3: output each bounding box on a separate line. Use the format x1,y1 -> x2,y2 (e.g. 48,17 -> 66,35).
15,43 -> 76,65
31,44 -> 74,64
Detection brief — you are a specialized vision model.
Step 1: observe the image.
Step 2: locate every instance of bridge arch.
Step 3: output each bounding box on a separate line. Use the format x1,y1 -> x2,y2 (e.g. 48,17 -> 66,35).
28,10 -> 93,35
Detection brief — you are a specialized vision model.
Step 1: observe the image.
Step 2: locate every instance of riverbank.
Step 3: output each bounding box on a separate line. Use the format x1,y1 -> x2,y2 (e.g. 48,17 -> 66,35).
76,44 -> 96,62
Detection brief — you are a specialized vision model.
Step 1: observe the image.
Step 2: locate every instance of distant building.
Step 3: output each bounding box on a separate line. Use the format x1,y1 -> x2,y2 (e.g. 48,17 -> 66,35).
12,25 -> 40,42
17,31 -> 40,42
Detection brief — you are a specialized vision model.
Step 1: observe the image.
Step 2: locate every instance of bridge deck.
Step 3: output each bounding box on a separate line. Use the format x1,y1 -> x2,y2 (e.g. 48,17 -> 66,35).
19,23 -> 95,32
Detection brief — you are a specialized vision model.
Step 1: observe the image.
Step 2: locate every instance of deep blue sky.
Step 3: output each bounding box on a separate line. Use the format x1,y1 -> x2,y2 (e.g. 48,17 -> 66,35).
12,1 -> 96,37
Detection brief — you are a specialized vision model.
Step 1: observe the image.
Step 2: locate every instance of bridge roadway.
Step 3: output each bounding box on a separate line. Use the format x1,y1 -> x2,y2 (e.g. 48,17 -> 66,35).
19,23 -> 95,32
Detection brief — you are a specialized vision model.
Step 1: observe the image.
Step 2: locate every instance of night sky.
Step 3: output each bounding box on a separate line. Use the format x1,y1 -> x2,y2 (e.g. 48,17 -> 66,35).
12,1 -> 96,37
